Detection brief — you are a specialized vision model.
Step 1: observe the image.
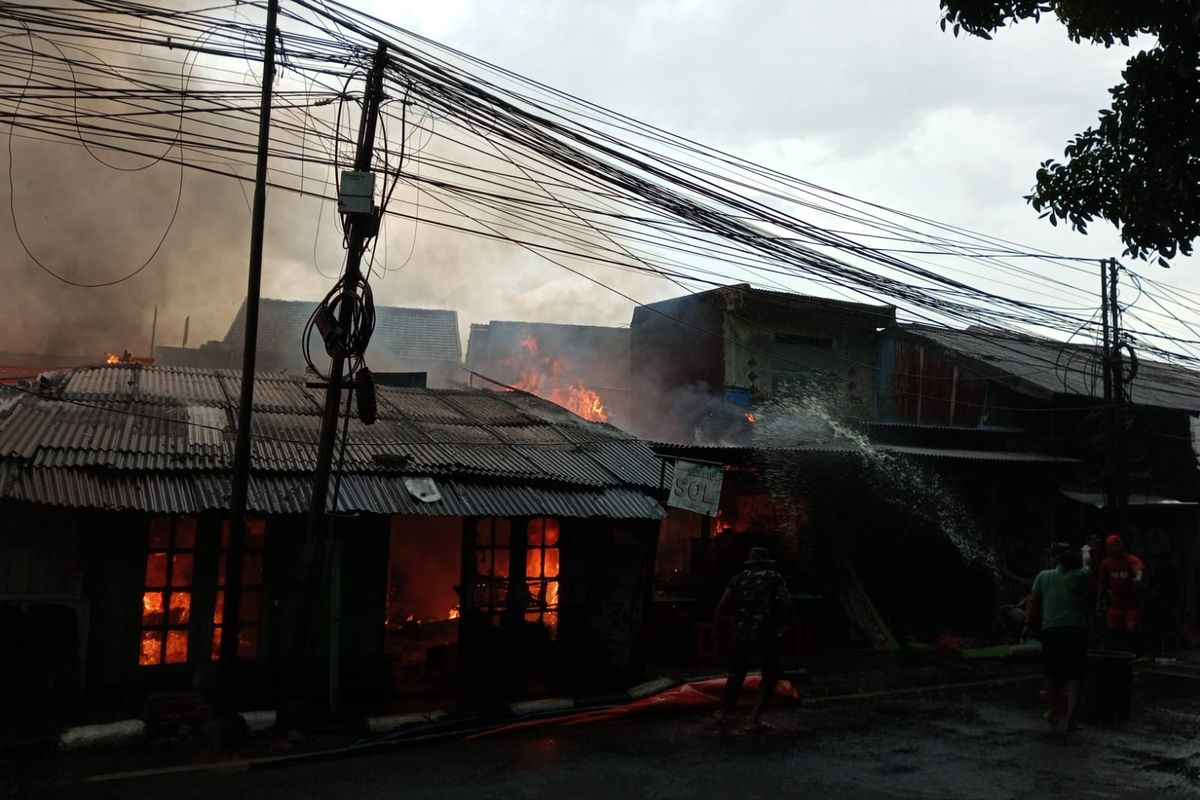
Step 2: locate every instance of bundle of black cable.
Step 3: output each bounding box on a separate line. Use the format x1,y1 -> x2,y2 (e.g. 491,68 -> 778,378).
303,273 -> 376,378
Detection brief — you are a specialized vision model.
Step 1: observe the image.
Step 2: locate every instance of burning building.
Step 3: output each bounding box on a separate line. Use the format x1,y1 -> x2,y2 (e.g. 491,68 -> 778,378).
0,364 -> 666,715
629,284 -> 895,444
465,321 -> 630,426
642,291 -> 1200,660
156,298 -> 463,387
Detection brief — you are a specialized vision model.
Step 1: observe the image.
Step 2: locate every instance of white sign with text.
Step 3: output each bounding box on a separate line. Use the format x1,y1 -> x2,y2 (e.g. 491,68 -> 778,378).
667,459 -> 724,517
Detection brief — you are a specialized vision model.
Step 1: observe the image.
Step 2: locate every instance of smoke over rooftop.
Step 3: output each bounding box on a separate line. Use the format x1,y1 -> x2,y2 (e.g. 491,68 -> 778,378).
0,2 -> 667,361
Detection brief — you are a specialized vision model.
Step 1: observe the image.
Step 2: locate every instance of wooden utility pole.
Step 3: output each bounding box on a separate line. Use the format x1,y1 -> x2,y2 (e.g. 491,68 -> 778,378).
149,305 -> 157,361
282,42 -> 388,726
221,0 -> 279,709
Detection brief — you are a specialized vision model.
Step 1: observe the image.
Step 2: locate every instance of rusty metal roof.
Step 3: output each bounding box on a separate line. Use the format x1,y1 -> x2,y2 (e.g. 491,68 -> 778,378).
902,325 -> 1200,413
0,365 -> 666,519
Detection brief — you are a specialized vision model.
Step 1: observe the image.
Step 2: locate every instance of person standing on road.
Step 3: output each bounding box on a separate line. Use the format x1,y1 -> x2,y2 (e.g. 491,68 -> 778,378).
1024,542 -> 1090,731
712,546 -> 793,733
1097,534 -> 1146,653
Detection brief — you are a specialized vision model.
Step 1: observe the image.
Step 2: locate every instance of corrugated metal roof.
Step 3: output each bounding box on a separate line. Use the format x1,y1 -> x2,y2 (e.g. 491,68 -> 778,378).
904,325 -> 1200,413
219,373 -> 322,414
0,464 -> 664,519
0,366 -> 664,519
1061,489 -> 1197,507
61,366 -> 140,403
138,368 -> 228,406
652,441 -> 1077,465
859,419 -> 1025,435
375,389 -> 471,423
875,445 -> 1078,463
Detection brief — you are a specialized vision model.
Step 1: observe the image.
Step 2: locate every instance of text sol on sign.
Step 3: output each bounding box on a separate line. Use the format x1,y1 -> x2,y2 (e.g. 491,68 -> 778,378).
667,459 -> 723,517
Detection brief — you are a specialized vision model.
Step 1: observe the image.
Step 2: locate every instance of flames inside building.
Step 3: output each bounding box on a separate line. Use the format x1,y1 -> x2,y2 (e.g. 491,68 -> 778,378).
505,333 -> 608,422
466,321 -> 630,426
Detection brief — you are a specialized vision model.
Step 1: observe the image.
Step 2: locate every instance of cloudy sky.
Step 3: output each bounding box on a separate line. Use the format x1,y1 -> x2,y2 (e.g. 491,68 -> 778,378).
379,0 -> 1129,252
4,0 -> 1190,356
348,0 -> 1172,338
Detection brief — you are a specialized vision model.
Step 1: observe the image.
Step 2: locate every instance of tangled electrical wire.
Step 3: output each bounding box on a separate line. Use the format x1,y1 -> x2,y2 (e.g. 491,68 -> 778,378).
5,0 -> 1200,398
302,270 -> 375,379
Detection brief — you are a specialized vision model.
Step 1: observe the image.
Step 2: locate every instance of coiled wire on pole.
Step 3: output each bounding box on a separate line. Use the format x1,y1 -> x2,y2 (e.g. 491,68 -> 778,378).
303,270 -> 376,379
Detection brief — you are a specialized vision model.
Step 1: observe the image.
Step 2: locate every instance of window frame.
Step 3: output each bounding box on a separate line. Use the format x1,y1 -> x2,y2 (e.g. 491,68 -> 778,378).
210,518 -> 267,662
523,517 -> 560,635
472,517 -> 512,628
138,516 -> 197,667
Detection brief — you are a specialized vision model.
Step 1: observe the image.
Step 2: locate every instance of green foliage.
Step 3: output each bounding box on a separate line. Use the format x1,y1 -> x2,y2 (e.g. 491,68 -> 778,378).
939,1 -> 1200,265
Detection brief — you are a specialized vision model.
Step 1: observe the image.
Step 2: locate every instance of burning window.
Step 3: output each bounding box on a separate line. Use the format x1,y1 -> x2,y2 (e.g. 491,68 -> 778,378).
525,518 -> 560,636
139,516 -> 196,666
473,517 -> 511,628
469,517 -> 562,639
211,519 -> 265,661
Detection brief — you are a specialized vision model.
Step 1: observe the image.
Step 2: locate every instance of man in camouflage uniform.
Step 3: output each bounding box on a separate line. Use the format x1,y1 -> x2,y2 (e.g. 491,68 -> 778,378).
712,546 -> 793,732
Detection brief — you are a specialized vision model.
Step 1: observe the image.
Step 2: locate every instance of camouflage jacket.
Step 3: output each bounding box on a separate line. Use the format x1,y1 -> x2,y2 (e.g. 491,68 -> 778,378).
727,568 -> 788,642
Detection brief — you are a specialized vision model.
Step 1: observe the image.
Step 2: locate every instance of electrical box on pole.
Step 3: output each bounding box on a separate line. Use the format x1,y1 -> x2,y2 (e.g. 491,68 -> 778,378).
279,42 -> 389,731
337,170 -> 376,215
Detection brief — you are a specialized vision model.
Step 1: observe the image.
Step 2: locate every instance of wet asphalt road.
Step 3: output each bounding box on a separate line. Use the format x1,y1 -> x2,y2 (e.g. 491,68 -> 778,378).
48,675 -> 1200,799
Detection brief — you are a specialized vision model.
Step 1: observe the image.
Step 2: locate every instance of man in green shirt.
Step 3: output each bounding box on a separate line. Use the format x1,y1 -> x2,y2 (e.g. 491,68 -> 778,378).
1023,542 -> 1090,731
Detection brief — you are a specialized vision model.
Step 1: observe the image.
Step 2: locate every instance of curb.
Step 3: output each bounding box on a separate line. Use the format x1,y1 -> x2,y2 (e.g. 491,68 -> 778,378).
366,710 -> 447,734
59,720 -> 146,752
48,676 -> 686,754
59,670 -> 1067,784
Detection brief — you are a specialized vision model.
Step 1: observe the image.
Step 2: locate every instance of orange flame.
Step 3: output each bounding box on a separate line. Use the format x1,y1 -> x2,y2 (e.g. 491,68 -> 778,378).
713,508 -> 731,536
448,607 -> 460,620
505,331 -> 608,422
745,412 -> 756,424
561,384 -> 607,423
165,630 -> 188,664
106,353 -> 121,364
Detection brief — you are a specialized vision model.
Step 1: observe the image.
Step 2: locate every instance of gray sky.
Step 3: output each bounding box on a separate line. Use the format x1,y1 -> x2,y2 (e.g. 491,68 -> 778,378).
347,0 -> 1186,343
379,0 -> 1130,254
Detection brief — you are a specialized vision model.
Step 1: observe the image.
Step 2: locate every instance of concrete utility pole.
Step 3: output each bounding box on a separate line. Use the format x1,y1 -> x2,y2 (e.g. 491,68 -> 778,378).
221,0 -> 279,709
1100,257 -> 1129,537
283,41 -> 389,726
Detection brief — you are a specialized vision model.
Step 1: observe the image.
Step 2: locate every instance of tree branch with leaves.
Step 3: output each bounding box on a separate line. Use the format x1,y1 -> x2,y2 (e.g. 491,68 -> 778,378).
940,1 -> 1200,267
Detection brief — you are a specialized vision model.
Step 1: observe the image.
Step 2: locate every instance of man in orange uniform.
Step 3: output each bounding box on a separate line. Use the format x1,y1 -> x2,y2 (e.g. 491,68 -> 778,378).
1096,534 -> 1146,653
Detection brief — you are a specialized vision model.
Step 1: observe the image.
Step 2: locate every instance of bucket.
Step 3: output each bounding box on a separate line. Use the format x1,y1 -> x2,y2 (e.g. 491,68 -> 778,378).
1084,650 -> 1135,724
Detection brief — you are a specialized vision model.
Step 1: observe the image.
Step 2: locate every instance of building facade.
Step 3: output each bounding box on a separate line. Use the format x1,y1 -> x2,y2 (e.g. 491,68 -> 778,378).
0,365 -> 666,716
